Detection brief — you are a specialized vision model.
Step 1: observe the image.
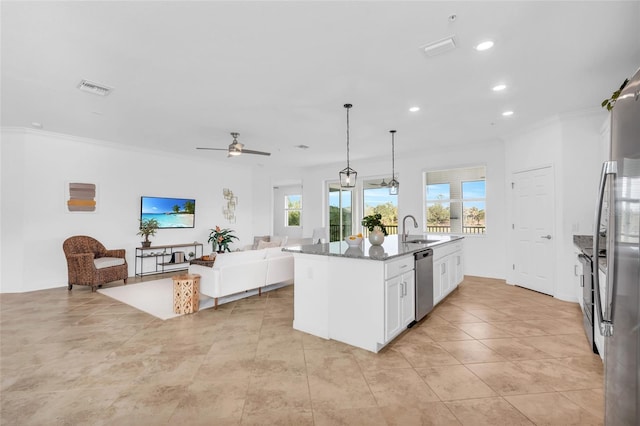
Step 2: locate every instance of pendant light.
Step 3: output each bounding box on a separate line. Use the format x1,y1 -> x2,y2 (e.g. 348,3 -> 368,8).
339,103 -> 357,188
388,130 -> 399,195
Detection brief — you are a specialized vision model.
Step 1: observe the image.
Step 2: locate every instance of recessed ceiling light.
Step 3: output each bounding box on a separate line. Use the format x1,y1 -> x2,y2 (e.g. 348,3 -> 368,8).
409,106 -> 420,112
475,40 -> 494,51
502,111 -> 514,117
31,122 -> 43,128
492,84 -> 506,91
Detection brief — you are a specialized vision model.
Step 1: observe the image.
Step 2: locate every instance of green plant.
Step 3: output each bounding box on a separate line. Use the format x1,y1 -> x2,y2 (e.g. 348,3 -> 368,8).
601,78 -> 629,111
137,218 -> 159,243
208,226 -> 238,253
361,213 -> 388,236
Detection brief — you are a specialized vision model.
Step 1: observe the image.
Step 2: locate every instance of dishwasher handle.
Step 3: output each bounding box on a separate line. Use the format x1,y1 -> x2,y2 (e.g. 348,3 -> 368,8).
415,249 -> 433,260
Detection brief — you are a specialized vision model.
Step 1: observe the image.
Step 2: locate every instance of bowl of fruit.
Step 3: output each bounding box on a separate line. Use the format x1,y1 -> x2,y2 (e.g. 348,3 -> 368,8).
345,233 -> 363,247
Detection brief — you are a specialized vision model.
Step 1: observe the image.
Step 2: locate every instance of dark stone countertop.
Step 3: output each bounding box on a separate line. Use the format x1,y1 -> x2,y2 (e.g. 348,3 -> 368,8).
283,234 -> 463,261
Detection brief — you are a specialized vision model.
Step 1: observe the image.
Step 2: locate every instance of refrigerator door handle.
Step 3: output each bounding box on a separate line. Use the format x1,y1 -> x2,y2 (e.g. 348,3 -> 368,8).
593,160 -> 617,337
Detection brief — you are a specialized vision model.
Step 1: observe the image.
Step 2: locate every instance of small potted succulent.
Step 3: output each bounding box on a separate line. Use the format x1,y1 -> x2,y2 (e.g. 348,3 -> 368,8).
137,218 -> 159,247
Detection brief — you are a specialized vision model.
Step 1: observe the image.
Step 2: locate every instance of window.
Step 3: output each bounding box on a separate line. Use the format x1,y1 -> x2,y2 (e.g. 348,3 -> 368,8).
425,166 -> 486,234
362,179 -> 398,236
285,194 -> 301,227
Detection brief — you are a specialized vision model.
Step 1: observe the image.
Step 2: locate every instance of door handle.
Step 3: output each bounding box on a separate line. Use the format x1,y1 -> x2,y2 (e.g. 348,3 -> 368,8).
540,235 -> 552,239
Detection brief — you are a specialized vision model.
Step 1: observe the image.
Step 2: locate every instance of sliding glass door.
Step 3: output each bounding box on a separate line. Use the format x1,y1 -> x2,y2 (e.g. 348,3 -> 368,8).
328,183 -> 353,242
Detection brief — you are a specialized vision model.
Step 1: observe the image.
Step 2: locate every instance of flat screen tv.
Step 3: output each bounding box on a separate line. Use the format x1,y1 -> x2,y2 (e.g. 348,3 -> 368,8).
140,196 -> 195,229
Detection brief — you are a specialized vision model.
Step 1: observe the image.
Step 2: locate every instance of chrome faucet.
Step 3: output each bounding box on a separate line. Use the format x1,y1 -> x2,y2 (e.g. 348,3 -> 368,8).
401,215 -> 418,242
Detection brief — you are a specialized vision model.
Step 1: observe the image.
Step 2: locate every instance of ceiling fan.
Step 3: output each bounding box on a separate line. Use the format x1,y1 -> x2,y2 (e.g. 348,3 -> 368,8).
196,132 -> 271,157
369,178 -> 389,187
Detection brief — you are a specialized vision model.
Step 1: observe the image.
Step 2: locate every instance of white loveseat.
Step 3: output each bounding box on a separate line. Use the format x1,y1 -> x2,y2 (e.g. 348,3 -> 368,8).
187,247 -> 294,308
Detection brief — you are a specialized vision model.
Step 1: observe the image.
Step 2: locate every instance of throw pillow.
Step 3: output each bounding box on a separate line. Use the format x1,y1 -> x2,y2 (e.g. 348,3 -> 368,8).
257,240 -> 280,250
270,235 -> 289,247
252,235 -> 270,250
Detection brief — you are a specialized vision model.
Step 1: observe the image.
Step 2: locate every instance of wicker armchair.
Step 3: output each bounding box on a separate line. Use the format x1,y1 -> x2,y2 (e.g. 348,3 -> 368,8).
63,236 -> 128,292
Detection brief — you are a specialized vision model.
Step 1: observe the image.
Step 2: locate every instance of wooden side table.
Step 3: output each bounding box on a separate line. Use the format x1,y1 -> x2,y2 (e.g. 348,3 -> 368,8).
172,273 -> 200,314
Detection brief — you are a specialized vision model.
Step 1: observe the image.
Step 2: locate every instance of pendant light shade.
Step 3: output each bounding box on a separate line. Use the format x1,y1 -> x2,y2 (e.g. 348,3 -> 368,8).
389,130 -> 399,195
339,104 -> 357,188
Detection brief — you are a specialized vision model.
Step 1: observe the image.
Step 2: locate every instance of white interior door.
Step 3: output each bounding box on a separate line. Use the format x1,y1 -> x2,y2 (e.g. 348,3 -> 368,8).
512,166 -> 555,295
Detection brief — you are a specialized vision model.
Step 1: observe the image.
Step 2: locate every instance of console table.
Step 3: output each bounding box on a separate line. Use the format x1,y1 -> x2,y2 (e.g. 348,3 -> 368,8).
135,242 -> 204,276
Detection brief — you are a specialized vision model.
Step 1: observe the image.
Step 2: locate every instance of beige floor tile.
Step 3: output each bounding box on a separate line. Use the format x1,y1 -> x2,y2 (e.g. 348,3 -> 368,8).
561,388 -> 605,420
454,322 -> 515,339
487,320 -> 549,337
363,368 -> 439,407
445,397 -> 534,426
243,373 -> 311,414
313,407 -> 388,426
392,340 -> 461,368
0,278 -> 608,425
415,365 -> 497,401
466,361 -> 556,395
505,392 -> 604,425
524,333 -> 596,358
438,340 -> 506,364
477,337 -> 553,361
380,403 -> 462,426
350,346 -> 412,372
419,324 -> 475,342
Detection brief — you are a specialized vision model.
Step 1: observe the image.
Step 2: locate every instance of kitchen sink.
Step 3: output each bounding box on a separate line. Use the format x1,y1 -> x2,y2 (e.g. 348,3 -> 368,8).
406,239 -> 439,244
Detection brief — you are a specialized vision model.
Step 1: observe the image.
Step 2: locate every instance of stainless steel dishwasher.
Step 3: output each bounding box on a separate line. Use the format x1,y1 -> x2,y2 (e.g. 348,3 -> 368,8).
413,249 -> 434,324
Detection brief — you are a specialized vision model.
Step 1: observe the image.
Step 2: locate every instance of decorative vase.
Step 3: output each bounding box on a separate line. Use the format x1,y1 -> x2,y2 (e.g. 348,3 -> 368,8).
368,226 -> 385,246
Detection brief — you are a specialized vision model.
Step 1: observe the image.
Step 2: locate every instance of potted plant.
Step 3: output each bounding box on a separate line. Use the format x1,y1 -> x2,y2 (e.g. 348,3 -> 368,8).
208,226 -> 238,253
137,218 -> 159,247
361,213 -> 388,236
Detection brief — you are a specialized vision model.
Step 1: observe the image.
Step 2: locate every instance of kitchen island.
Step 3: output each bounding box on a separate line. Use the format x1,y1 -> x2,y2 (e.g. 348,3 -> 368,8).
283,234 -> 464,353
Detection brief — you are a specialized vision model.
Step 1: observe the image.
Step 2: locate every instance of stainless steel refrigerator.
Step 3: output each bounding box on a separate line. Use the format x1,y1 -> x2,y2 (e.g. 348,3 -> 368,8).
593,67 -> 640,426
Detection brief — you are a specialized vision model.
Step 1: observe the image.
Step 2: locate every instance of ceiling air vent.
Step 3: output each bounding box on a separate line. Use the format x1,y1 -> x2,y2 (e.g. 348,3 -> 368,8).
421,36 -> 457,57
77,80 -> 113,96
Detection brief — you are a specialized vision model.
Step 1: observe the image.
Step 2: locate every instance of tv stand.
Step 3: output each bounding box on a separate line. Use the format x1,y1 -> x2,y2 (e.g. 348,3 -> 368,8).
135,242 -> 204,276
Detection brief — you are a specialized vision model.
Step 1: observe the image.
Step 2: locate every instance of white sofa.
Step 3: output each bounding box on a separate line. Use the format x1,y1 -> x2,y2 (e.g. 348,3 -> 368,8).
187,247 -> 294,308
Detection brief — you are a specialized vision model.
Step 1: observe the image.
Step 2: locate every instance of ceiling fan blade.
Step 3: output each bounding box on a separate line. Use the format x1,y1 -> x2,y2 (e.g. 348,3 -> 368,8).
196,147 -> 228,151
240,149 -> 271,156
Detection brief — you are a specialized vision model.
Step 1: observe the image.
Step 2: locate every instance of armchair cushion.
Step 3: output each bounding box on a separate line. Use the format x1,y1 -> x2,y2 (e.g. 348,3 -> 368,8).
94,257 -> 126,269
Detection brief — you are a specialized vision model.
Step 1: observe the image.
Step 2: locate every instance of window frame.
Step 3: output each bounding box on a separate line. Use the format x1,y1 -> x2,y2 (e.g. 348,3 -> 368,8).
424,166 -> 487,236
284,194 -> 302,228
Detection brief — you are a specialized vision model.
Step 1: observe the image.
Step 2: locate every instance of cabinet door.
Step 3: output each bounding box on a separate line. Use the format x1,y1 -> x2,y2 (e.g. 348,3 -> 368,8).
433,258 -> 444,304
384,275 -> 402,341
400,272 -> 415,327
440,259 -> 450,297
454,252 -> 464,286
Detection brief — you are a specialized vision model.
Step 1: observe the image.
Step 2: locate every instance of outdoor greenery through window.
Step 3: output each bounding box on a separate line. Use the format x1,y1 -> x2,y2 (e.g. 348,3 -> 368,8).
285,194 -> 301,227
363,179 -> 398,236
425,166 -> 486,234
329,184 -> 352,241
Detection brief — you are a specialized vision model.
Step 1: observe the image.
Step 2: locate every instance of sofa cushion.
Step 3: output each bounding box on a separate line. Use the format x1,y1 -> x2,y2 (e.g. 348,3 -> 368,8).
94,257 -> 125,269
213,249 -> 267,269
257,240 -> 281,250
270,235 -> 288,247
252,235 -> 270,250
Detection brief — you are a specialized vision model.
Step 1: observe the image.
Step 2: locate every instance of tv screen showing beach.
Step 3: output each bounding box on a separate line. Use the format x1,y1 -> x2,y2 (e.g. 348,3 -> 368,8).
141,196 -> 195,228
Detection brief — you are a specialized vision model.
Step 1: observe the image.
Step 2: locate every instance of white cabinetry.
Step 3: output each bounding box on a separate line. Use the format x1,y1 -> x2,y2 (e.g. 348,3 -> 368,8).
384,257 -> 415,342
432,241 -> 464,305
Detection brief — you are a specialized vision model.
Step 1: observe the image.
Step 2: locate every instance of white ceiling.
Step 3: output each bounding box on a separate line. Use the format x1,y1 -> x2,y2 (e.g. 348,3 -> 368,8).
2,1 -> 639,168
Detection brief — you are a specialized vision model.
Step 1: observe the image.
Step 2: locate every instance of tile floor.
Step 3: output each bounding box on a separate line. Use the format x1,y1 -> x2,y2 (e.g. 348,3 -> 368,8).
0,276 -> 604,425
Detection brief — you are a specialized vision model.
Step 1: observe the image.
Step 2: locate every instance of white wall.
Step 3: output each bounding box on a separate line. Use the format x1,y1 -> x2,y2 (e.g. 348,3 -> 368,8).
504,111 -> 609,301
0,128 -> 255,293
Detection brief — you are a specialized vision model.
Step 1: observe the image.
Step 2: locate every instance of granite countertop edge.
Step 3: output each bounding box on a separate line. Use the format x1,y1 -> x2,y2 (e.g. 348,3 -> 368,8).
283,235 -> 464,261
